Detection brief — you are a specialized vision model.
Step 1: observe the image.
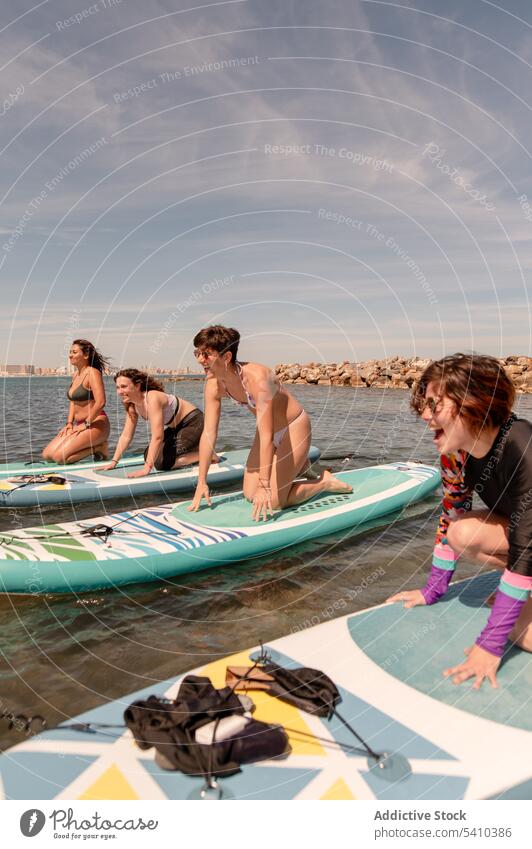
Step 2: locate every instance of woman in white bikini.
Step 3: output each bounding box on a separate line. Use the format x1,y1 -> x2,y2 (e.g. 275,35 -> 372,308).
105,369 -> 207,478
189,325 -> 352,521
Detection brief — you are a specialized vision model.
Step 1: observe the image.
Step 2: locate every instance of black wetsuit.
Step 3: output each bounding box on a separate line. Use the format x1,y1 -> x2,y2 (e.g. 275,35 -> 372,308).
464,415 -> 532,576
423,414 -> 532,656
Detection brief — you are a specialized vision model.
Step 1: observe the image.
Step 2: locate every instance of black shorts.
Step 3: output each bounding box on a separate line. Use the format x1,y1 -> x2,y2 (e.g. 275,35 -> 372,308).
144,408 -> 204,471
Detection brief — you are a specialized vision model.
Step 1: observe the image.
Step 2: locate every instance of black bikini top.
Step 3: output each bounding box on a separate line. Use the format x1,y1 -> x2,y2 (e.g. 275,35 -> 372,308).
67,382 -> 94,402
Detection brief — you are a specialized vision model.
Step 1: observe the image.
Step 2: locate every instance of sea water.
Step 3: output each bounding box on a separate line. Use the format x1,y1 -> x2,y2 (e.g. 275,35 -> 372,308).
1,377 -> 530,751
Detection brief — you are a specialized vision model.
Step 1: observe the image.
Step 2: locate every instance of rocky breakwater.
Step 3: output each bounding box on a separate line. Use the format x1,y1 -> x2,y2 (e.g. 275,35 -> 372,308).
275,355 -> 532,393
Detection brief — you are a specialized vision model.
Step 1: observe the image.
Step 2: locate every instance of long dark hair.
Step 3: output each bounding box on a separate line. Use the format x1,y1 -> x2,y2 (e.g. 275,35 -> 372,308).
114,368 -> 166,419
114,368 -> 165,393
73,339 -> 111,374
411,353 -> 516,433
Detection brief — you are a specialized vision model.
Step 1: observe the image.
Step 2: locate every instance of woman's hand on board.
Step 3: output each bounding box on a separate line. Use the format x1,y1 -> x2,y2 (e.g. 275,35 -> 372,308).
188,482 -> 212,512
102,460 -> 118,472
443,644 -> 500,690
127,466 -> 153,478
251,484 -> 274,522
386,589 -> 426,609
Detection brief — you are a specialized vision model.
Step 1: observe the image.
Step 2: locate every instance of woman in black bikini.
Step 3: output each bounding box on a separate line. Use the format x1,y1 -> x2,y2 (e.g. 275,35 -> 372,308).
42,339 -> 111,464
189,325 -> 352,522
104,369 -> 209,478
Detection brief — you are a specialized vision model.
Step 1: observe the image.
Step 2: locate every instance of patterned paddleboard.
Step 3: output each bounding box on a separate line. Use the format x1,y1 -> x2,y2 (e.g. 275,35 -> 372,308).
0,462 -> 439,593
1,572 -> 529,800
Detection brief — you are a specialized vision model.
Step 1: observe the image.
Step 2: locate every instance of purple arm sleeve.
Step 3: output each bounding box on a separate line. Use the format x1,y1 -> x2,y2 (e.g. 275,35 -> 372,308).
476,570 -> 532,657
421,562 -> 454,605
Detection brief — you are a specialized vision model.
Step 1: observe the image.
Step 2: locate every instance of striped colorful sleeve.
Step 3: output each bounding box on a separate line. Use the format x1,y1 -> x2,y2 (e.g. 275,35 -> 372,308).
476,569 -> 532,656
422,451 -> 473,605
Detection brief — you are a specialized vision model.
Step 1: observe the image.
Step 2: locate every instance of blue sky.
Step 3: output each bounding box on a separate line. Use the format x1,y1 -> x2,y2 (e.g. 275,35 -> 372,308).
1,0 -> 531,368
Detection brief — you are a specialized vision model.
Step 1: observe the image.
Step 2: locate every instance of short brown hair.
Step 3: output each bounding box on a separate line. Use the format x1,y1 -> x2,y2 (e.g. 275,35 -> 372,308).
411,353 -> 516,433
193,325 -> 240,363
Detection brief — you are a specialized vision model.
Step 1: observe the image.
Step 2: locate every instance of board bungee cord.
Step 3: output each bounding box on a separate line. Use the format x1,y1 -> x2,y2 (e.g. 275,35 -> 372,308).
1,643 -> 411,802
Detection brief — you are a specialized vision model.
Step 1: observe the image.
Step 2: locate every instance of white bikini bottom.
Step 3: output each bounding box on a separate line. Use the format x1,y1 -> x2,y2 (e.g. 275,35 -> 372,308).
273,410 -> 305,449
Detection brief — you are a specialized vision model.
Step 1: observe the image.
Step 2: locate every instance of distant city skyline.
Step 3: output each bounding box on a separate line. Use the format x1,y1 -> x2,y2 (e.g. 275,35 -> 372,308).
2,0 -> 531,366
0,363 -> 198,375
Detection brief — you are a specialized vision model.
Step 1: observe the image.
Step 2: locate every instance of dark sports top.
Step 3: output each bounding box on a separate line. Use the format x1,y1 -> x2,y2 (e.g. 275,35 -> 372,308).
425,416 -> 531,655
463,415 -> 532,577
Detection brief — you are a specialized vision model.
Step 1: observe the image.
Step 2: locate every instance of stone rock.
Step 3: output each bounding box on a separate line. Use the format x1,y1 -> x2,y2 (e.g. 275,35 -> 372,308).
284,365 -> 301,380
391,373 -> 407,388
514,372 -> 532,392
411,357 -> 431,369
273,356 -> 532,393
403,369 -> 418,388
305,369 -> 320,384
365,371 -> 382,386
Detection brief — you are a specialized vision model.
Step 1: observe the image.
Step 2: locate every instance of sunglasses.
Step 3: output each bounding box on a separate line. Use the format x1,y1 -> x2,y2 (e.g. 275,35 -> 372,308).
193,348 -> 217,361
421,396 -> 443,414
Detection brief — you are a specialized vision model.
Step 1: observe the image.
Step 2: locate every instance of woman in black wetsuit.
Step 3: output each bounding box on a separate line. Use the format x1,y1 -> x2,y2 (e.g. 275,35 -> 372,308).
42,339 -> 111,464
388,353 -> 532,690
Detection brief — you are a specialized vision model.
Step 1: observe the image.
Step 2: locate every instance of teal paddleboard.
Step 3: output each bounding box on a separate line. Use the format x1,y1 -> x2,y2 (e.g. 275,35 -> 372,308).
1,571 -> 529,800
0,462 -> 439,594
0,451 -> 143,478
0,447 -> 320,508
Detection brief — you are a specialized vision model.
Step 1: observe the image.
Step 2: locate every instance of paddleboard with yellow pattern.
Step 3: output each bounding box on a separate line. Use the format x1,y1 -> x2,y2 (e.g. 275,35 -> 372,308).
0,571 -> 530,800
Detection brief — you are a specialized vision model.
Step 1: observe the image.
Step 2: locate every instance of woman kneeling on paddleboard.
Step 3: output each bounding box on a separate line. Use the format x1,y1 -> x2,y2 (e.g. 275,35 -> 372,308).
42,339 -> 111,464
105,369 -> 209,479
388,353 -> 532,689
189,325 -> 352,522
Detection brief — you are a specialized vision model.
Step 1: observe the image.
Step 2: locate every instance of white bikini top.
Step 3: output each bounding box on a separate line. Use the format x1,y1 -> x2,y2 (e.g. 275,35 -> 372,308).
138,393 -> 178,428
163,394 -> 178,427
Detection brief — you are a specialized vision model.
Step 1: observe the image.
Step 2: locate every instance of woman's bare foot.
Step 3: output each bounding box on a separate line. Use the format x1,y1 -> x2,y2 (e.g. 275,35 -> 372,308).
211,453 -> 220,463
299,460 -> 320,480
321,468 -> 353,494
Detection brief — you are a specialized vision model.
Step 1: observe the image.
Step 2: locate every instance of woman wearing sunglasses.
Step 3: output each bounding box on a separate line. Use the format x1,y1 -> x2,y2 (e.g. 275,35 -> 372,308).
388,353 -> 532,689
188,324 -> 352,522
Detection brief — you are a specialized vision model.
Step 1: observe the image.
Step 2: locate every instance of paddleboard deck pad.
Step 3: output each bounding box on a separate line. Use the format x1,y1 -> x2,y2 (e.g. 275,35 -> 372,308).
0,572 -> 529,800
0,447 -> 320,508
0,462 -> 439,593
